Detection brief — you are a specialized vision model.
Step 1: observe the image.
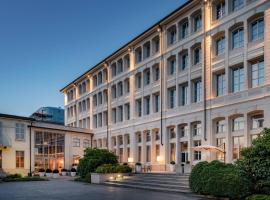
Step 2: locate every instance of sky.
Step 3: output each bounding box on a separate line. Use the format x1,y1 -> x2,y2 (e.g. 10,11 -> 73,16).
0,0 -> 186,117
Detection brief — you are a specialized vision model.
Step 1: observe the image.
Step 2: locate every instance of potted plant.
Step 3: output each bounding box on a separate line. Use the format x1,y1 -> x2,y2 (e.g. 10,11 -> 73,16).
61,168 -> 67,176
45,169 -> 52,177
135,162 -> 142,173
53,169 -> 59,178
38,168 -> 45,177
72,163 -> 78,170
70,168 -> 77,177
169,161 -> 176,172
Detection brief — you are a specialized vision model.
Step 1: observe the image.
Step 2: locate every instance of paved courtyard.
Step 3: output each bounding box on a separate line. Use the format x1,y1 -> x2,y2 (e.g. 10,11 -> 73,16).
0,177 -> 203,200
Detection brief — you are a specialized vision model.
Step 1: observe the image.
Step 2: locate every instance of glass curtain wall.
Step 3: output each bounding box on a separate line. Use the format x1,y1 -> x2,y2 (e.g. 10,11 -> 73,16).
34,131 -> 65,171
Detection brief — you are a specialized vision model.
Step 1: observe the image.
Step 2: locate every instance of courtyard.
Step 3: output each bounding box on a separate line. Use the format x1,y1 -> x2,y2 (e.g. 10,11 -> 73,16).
0,177 -> 203,200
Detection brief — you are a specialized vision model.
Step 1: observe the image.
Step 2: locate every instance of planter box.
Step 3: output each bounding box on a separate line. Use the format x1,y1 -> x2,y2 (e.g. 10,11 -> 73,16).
53,173 -> 59,178
71,172 -> 76,177
61,172 -> 67,176
39,172 -> 45,177
91,173 -> 128,184
135,165 -> 142,173
46,173 -> 52,178
169,164 -> 176,172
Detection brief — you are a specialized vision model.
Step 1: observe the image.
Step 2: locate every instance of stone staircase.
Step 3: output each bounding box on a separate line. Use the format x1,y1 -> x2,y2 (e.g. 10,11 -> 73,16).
105,173 -> 191,194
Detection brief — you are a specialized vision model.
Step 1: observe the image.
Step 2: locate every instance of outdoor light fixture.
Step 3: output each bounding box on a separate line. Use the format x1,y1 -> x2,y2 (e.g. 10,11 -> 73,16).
127,157 -> 133,163
109,176 -> 114,180
157,27 -> 161,32
156,156 -> 163,162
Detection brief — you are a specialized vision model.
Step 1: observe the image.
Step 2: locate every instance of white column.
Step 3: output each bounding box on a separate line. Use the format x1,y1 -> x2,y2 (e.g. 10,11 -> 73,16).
175,126 -> 180,164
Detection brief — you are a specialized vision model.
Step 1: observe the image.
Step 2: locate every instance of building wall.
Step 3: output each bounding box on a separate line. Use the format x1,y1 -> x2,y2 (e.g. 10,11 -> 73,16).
63,0 -> 270,171
0,118 -> 91,176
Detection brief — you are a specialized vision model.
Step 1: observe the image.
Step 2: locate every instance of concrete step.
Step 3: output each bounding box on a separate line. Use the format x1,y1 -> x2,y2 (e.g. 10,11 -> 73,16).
125,176 -> 189,182
104,181 -> 192,194
121,177 -> 189,186
108,179 -> 189,190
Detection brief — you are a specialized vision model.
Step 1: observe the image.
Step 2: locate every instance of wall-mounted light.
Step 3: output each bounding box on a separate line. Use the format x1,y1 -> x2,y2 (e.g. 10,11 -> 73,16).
128,157 -> 133,163
157,156 -> 163,162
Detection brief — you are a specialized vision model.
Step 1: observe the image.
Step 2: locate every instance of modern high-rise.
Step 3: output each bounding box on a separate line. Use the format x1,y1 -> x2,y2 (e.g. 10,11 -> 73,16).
61,0 -> 270,172
30,107 -> 64,125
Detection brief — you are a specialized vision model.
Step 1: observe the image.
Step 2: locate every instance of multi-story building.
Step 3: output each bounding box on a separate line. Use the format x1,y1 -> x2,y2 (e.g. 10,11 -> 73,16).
0,113 -> 92,176
61,0 -> 270,172
30,107 -> 65,125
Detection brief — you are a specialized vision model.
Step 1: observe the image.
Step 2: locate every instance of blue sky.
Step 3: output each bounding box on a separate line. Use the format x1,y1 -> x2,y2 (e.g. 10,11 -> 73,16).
0,0 -> 186,117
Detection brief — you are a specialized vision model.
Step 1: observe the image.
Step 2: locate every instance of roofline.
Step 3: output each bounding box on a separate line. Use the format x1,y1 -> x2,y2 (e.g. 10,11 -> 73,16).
28,125 -> 93,135
0,113 -> 35,121
60,0 -> 192,92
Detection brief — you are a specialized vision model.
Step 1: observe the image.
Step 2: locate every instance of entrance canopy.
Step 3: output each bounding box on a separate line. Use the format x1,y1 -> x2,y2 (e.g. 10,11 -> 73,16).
193,145 -> 225,153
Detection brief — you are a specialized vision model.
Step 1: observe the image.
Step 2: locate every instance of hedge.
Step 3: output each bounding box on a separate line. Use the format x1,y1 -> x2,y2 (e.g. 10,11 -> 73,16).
95,164 -> 132,174
246,195 -> 270,200
189,160 -> 251,199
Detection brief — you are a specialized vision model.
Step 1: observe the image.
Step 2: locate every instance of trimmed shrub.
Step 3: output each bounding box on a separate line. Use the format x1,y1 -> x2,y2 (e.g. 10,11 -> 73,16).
5,174 -> 22,179
246,195 -> 270,200
135,162 -> 141,166
71,168 -> 77,172
38,168 -> 45,172
189,161 -> 208,193
61,168 -> 67,172
77,148 -> 118,178
190,160 -> 251,199
45,169 -> 52,173
53,169 -> 59,173
116,165 -> 132,173
170,161 -> 176,165
95,164 -> 117,174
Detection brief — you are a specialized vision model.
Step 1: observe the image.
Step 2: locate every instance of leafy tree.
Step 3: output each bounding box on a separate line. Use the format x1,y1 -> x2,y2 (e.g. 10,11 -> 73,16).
238,128 -> 270,195
77,148 -> 118,178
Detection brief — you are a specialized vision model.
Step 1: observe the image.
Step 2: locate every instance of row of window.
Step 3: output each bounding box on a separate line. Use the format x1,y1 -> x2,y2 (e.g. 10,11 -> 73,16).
111,78 -> 129,99
111,54 -> 130,78
93,68 -> 108,88
0,122 -> 25,141
72,137 -> 90,148
93,89 -> 108,107
93,111 -> 108,128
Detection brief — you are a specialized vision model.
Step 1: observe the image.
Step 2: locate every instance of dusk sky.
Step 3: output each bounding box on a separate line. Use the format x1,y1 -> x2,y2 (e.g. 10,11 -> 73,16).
0,0 -> 186,117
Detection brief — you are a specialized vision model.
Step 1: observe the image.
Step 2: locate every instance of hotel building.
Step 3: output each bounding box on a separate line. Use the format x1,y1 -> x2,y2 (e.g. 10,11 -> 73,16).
61,0 -> 270,172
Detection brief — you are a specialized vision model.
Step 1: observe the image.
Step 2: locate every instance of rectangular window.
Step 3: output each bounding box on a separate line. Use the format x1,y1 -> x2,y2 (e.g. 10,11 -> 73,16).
232,66 -> 244,93
138,146 -> 142,162
118,106 -> 123,122
232,117 -> 244,131
153,93 -> 160,113
216,1 -> 225,20
232,28 -> 244,49
144,96 -> 150,115
124,103 -> 130,120
194,80 -> 202,102
179,125 -> 188,137
251,114 -> 264,130
168,58 -> 176,75
232,0 -> 244,11
251,60 -> 264,88
155,132 -> 160,140
180,52 -> 188,70
168,87 -> 176,108
136,73 -> 142,89
194,47 -> 201,65
169,127 -> 176,139
16,151 -> 24,168
15,123 -> 25,141
216,120 -> 226,133
217,73 -> 225,96
251,19 -> 264,41
153,65 -> 160,81
136,99 -> 142,117
216,37 -> 225,55
83,139 -> 90,148
168,26 -> 177,45
156,145 -> 160,160
233,136 -> 244,160
170,143 -> 175,162
181,21 -> 189,39
180,83 -> 188,106
146,146 -> 151,162
144,69 -> 151,85
112,108 -> 117,124
194,140 -> 201,161
193,123 -> 202,136
194,14 -> 202,32
73,138 -> 80,147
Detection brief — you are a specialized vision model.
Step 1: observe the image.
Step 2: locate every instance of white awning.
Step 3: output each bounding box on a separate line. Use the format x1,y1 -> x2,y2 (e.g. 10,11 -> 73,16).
193,145 -> 225,153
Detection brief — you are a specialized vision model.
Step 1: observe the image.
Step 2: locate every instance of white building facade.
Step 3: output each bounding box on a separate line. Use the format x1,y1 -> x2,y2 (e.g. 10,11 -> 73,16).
61,0 -> 270,172
0,114 -> 92,176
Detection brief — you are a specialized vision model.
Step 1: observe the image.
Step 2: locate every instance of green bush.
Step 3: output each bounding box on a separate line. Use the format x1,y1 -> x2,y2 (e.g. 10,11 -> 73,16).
95,164 -> 117,174
189,161 -> 208,193
77,148 -> 118,178
238,128 -> 270,195
246,195 -> 270,200
116,165 -> 132,173
190,160 -> 251,199
5,174 -> 22,179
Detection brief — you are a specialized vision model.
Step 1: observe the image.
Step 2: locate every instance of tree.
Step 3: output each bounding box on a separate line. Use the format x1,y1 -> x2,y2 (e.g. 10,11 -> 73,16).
77,148 -> 118,178
238,128 -> 270,194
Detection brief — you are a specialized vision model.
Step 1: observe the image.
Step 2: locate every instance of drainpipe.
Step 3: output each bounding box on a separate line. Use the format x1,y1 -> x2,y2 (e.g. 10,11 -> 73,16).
29,121 -> 33,176
106,64 -> 109,150
159,25 -> 164,146
203,1 -> 207,141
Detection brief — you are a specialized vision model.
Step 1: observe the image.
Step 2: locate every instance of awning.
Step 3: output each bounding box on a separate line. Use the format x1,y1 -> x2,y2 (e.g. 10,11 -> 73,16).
193,145 -> 225,153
